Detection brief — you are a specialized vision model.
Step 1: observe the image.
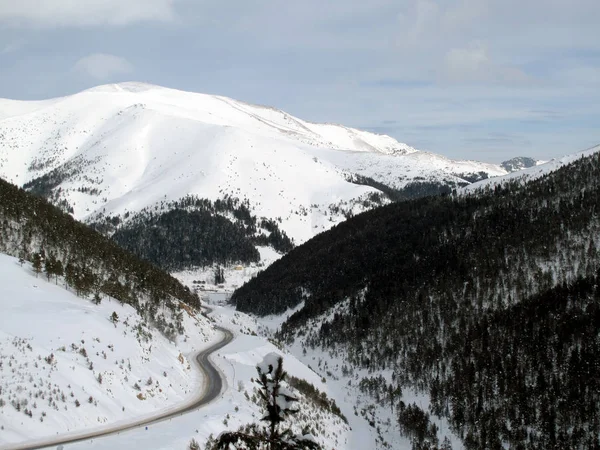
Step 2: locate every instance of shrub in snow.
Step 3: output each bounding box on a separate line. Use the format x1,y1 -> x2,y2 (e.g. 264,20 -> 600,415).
188,438 -> 201,450
207,353 -> 320,449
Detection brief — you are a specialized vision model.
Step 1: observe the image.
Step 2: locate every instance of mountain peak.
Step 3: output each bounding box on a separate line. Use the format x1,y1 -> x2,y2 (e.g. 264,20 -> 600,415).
501,156 -> 539,172
82,81 -> 164,94
0,82 -> 507,245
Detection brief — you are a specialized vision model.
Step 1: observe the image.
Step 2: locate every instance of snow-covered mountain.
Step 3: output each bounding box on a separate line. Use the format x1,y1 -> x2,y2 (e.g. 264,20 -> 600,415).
500,156 -> 541,173
0,82 -> 507,245
465,144 -> 600,194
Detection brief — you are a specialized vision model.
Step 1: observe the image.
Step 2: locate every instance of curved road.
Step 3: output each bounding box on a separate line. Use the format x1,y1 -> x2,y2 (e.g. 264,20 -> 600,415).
10,312 -> 233,450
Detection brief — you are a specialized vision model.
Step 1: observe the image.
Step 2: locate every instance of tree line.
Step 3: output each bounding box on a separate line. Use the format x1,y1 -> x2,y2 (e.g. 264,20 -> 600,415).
92,195 -> 294,272
0,177 -> 198,339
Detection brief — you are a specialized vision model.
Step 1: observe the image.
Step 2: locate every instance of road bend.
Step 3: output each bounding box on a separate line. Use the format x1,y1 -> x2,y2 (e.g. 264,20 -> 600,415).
8,308 -> 233,450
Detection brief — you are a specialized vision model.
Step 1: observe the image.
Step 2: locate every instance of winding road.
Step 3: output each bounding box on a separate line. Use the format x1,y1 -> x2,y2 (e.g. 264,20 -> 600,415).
9,311 -> 233,450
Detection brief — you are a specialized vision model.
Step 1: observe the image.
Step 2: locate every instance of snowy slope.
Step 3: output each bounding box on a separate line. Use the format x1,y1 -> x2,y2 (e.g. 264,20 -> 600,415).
0,253 -> 218,447
0,82 -> 506,245
0,255 -> 354,449
309,147 -> 506,190
464,144 -> 600,194
255,303 -> 463,450
62,304 -> 353,450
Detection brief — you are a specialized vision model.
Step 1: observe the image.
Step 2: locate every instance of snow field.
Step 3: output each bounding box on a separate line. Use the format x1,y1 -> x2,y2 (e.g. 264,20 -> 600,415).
64,302 -> 352,450
0,253 -> 219,448
172,246 -> 283,293
0,254 -> 356,449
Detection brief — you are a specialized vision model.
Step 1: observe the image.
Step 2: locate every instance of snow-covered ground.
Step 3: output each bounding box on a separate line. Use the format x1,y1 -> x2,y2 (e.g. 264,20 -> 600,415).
0,255 -> 358,449
0,253 -> 219,448
252,301 -> 463,449
172,246 -> 283,293
49,301 -> 353,450
309,147 -> 505,191
0,82 -> 508,246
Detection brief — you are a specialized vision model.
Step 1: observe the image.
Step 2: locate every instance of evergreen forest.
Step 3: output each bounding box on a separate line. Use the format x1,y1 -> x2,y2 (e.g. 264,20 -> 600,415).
0,177 -> 199,339
94,195 -> 294,271
232,152 -> 600,448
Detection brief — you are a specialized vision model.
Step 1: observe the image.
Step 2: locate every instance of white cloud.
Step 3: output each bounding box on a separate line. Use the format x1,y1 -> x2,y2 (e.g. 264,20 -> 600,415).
443,43 -> 531,85
73,53 -> 133,80
0,0 -> 176,27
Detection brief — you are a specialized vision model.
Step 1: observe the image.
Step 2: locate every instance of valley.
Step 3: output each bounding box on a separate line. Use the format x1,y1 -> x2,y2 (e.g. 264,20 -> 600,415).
0,83 -> 597,450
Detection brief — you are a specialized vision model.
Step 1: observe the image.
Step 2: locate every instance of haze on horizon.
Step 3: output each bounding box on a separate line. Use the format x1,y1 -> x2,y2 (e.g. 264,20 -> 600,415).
0,0 -> 598,162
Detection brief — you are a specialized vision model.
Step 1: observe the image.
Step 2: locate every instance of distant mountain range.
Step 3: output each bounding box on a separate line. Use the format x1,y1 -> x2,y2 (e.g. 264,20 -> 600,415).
500,156 -> 540,172
0,83 -> 531,249
0,82 -> 553,277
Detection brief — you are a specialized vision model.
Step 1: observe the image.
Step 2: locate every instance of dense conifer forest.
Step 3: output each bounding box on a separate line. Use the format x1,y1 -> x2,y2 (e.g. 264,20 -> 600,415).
92,195 -> 294,271
0,177 -> 199,339
345,173 -> 455,201
232,152 -> 600,448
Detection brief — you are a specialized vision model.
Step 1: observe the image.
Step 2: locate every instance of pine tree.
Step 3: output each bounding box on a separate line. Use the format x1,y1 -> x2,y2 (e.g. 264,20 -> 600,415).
44,254 -> 55,281
214,265 -> 225,285
54,259 -> 64,284
32,252 -> 42,277
209,354 -> 320,450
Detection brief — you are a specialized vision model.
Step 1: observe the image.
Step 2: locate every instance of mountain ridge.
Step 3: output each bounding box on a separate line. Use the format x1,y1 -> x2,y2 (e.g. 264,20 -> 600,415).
0,82 -> 508,249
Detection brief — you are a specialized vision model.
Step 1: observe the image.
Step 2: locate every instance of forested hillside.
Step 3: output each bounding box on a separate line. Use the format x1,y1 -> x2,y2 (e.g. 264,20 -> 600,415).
0,177 -> 199,339
92,195 -> 294,271
232,152 -> 600,448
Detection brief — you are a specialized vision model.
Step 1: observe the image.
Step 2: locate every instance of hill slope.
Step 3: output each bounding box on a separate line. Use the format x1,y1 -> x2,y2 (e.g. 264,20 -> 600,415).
465,144 -> 599,193
232,147 -> 600,448
0,177 -> 199,337
0,252 -> 218,447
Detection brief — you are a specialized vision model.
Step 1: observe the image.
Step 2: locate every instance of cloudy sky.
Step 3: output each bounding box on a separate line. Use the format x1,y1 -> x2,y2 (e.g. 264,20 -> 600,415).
0,0 -> 598,162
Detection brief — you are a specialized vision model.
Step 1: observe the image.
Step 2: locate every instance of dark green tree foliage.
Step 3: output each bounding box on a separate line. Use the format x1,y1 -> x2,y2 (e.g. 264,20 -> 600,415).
455,171 -> 489,183
232,153 -> 600,448
31,252 -> 42,276
287,376 -> 347,424
345,173 -> 454,202
255,219 -> 295,254
214,265 -> 225,285
0,177 -> 199,336
103,195 -> 294,271
23,163 -> 80,214
112,209 -> 260,271
428,273 -> 600,449
397,402 -> 439,448
209,356 -> 320,450
23,169 -> 69,199
44,252 -> 59,281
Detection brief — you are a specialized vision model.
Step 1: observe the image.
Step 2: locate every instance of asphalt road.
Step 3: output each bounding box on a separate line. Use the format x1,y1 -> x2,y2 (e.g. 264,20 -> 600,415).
9,314 -> 234,450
